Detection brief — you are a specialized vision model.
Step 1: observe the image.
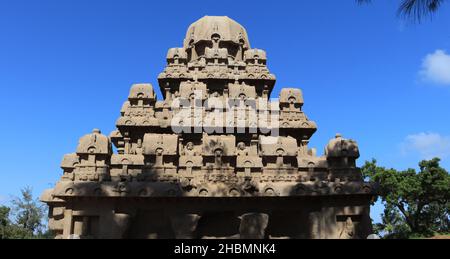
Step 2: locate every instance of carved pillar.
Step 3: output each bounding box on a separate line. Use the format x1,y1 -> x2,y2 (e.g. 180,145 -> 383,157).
109,213 -> 131,239
238,213 -> 269,239
170,214 -> 201,239
309,211 -> 322,239
63,209 -> 73,239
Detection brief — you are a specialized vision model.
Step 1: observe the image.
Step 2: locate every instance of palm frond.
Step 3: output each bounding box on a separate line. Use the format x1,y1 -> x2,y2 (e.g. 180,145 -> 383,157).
356,0 -> 445,22
397,0 -> 443,21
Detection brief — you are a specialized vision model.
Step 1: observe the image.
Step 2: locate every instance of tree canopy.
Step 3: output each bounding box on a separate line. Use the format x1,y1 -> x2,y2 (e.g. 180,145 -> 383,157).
362,158 -> 450,238
0,187 -> 52,239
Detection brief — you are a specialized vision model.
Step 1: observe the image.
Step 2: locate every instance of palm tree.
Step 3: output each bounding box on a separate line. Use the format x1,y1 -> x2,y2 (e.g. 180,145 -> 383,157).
357,0 -> 445,22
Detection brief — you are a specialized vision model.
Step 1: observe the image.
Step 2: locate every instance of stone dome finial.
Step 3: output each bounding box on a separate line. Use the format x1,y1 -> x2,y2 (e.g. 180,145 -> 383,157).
76,129 -> 111,155
128,83 -> 155,100
183,16 -> 251,50
325,134 -> 359,158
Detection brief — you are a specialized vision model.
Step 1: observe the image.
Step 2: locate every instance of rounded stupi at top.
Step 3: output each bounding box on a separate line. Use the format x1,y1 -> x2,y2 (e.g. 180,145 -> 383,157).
183,16 -> 251,52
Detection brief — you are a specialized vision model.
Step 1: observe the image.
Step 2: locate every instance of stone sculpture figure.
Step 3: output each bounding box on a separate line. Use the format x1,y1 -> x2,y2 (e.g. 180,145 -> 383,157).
41,16 -> 376,239
339,217 -> 356,239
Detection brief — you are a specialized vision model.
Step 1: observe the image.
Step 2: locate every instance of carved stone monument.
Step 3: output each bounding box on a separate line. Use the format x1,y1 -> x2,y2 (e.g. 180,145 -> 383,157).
41,16 -> 376,239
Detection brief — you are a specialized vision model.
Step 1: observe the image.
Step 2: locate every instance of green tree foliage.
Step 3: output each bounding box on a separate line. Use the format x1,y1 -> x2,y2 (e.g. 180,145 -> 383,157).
11,187 -> 45,234
0,206 -> 11,238
362,158 -> 450,238
357,0 -> 446,22
0,187 -> 53,239
0,205 -> 34,239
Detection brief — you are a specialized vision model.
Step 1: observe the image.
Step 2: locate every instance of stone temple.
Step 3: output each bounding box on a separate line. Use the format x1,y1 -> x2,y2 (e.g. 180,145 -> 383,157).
41,16 -> 376,239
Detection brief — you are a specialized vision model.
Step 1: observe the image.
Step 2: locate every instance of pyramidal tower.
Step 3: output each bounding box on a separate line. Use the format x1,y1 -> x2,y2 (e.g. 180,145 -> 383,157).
41,16 -> 376,239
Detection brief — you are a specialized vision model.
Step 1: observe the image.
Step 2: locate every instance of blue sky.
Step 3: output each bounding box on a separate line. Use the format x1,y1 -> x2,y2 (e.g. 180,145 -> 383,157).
1,0 -> 450,223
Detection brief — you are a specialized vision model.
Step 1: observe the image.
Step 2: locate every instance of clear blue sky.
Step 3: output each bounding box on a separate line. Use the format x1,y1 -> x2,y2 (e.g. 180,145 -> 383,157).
1,0 -> 450,224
